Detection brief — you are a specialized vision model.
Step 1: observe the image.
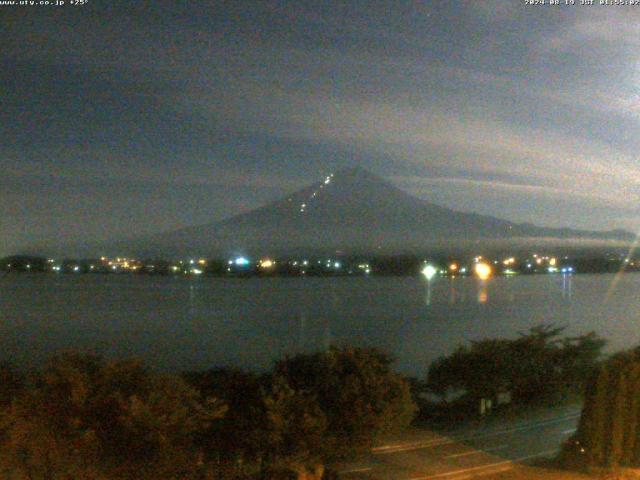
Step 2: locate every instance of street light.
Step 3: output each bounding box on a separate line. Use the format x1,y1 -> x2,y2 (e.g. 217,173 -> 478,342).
422,264 -> 437,280
422,264 -> 437,306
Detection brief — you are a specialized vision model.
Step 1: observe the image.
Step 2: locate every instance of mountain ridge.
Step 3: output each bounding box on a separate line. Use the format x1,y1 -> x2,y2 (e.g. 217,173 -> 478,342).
126,166 -> 634,256
23,166 -> 635,257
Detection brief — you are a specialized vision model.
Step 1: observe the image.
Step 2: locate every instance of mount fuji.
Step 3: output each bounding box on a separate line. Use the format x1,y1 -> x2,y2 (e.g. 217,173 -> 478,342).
122,166 -> 633,257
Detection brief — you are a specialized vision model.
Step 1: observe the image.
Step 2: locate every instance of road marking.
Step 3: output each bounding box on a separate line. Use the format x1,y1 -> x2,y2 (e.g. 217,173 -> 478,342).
340,467 -> 372,474
512,448 -> 559,462
447,465 -> 514,480
561,428 -> 576,435
444,444 -> 507,458
405,448 -> 558,480
374,413 -> 579,455
445,450 -> 482,459
406,460 -> 513,479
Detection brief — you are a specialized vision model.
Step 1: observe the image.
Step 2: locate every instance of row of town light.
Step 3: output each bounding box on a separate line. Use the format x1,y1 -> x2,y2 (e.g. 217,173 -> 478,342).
422,254 -> 575,281
422,262 -> 492,281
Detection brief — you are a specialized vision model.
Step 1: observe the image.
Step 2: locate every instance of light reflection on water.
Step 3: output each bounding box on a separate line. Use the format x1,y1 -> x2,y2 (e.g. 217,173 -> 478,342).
0,272 -> 638,377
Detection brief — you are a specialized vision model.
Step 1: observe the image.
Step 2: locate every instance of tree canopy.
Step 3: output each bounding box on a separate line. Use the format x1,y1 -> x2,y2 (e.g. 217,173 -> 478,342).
564,347 -> 640,469
0,347 -> 417,480
0,352 -> 226,479
427,325 -> 605,406
272,346 -> 417,461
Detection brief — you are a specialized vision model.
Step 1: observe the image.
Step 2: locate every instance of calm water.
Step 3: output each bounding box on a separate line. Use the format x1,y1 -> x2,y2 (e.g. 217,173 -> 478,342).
1,273 -> 639,377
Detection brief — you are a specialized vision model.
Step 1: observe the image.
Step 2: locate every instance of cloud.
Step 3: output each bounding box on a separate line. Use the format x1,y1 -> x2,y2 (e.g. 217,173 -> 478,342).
282,93 -> 640,183
390,175 -> 640,232
392,175 -> 636,211
544,9 -> 640,52
4,1 -> 640,248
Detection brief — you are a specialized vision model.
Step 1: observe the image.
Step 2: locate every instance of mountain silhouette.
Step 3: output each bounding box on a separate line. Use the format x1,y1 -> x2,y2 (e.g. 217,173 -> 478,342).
125,166 -> 634,256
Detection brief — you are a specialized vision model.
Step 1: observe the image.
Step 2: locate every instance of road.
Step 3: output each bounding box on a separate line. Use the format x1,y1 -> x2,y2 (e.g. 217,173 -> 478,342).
338,404 -> 581,480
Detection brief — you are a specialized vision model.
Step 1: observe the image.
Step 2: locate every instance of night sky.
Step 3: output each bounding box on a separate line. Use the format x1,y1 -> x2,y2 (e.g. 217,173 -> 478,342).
3,1 -> 640,256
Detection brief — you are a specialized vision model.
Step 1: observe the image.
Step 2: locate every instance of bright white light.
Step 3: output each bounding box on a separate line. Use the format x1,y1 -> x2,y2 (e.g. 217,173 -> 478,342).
422,264 -> 438,281
334,261 -> 341,269
302,260 -> 309,266
191,268 -> 203,275
73,266 -> 80,272
365,268 -> 371,274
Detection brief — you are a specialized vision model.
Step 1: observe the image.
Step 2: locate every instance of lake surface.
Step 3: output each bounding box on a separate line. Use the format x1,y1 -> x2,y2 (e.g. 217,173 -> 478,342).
1,272 -> 639,377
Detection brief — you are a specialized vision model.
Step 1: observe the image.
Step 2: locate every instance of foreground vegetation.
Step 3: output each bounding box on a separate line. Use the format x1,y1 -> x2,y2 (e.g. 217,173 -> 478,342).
425,326 -> 605,418
561,347 -> 640,475
0,326 -> 613,479
0,347 -> 416,480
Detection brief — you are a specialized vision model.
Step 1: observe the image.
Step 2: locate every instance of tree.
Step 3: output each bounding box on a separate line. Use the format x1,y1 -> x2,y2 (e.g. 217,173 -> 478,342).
262,377 -> 328,480
566,348 -> 640,469
272,347 -> 417,466
427,325 -> 605,408
0,362 -> 23,408
184,368 -> 268,472
0,352 -> 226,479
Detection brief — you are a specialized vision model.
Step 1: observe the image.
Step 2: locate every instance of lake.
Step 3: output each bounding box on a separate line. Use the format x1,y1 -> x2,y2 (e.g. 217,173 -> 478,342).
1,272 -> 639,377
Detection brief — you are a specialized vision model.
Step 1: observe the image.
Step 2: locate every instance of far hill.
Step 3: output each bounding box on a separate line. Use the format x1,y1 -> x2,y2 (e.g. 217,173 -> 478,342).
111,166 -> 634,257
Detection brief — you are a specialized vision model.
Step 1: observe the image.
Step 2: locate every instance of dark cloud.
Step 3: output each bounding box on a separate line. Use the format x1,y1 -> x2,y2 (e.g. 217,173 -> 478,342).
2,1 -> 640,255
